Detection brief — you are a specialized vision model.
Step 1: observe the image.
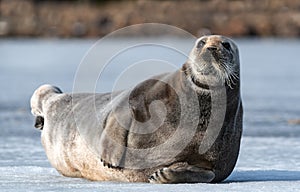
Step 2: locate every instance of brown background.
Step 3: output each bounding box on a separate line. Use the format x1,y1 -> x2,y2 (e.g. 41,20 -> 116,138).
1,0 -> 300,38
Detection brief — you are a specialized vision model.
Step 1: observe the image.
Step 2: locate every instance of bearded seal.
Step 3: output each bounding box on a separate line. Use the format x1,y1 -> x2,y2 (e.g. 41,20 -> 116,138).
30,35 -> 243,184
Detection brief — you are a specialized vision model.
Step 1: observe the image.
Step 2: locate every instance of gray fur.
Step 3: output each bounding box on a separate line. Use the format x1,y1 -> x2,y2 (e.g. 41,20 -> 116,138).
30,35 -> 243,183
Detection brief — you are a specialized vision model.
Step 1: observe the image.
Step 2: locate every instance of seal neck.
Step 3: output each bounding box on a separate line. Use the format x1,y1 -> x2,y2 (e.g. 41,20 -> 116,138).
190,74 -> 210,90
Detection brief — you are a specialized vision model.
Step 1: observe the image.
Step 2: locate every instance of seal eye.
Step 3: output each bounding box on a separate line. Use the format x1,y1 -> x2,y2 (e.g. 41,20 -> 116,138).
222,42 -> 231,50
197,40 -> 205,49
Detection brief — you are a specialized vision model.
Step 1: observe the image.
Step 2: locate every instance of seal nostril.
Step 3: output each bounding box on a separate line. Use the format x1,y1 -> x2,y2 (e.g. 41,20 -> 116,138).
207,46 -> 217,51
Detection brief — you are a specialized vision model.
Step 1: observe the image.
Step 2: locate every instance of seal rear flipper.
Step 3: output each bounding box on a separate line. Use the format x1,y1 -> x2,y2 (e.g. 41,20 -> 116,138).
148,162 -> 215,184
30,84 -> 63,132
30,84 -> 62,117
34,116 -> 44,130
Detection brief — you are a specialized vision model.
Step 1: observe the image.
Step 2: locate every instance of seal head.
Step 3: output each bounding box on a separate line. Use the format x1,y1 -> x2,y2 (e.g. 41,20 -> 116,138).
185,35 -> 240,90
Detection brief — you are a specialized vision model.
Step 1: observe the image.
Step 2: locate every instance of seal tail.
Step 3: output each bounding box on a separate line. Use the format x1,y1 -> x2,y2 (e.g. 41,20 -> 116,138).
30,84 -> 63,130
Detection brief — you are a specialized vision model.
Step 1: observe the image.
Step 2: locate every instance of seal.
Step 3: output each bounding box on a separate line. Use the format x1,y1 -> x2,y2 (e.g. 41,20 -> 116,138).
30,35 -> 243,183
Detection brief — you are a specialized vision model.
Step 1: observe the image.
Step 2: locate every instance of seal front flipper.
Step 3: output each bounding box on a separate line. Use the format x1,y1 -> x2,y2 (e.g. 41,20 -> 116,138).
148,162 -> 215,184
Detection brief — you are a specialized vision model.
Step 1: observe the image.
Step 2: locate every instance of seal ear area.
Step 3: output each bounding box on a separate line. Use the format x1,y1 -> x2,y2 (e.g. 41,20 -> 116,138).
34,116 -> 44,130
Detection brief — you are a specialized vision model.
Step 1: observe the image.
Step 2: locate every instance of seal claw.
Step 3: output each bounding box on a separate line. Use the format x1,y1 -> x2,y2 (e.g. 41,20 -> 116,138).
148,162 -> 215,184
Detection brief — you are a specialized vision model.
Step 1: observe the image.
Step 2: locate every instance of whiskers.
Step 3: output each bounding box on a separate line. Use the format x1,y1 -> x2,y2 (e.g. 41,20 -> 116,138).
216,59 -> 239,89
188,59 -> 239,89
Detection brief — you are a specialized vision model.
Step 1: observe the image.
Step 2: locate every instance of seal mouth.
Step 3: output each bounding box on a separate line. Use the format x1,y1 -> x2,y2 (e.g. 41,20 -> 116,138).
182,63 -> 224,91
204,47 -> 239,89
207,46 -> 233,67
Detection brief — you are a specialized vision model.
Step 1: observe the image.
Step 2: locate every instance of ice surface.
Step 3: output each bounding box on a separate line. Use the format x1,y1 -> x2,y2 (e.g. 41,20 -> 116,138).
1,137 -> 300,192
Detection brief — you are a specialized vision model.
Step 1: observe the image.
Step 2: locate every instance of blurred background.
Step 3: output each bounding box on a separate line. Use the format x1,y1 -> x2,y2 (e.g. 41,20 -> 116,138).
1,0 -> 300,38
